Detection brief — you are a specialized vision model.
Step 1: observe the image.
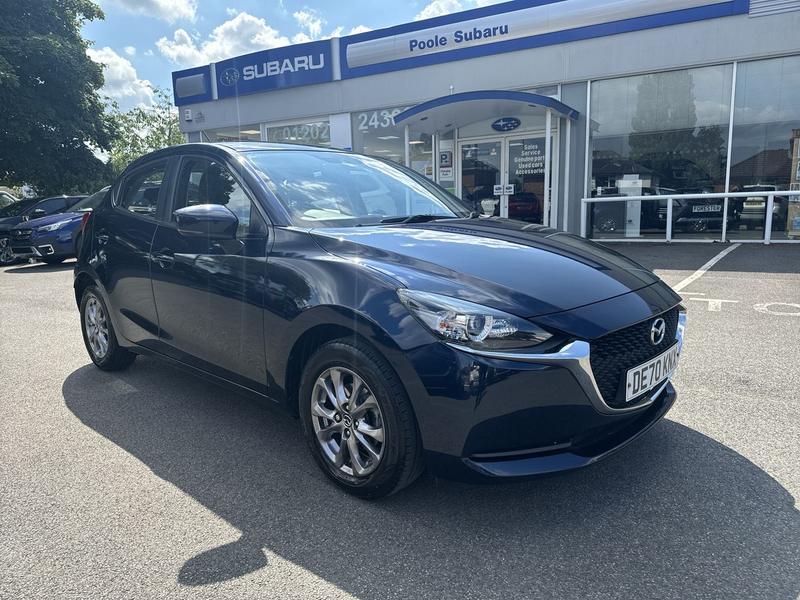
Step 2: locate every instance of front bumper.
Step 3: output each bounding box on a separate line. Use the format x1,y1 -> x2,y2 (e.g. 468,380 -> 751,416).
408,312 -> 685,482
11,234 -> 73,259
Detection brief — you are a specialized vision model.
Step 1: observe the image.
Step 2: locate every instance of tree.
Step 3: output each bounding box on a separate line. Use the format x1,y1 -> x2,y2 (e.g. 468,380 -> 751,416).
0,0 -> 115,195
108,87 -> 184,177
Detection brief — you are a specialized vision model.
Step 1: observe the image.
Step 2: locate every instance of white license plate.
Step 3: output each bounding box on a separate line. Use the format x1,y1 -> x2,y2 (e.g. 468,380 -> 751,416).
692,204 -> 721,213
625,344 -> 679,402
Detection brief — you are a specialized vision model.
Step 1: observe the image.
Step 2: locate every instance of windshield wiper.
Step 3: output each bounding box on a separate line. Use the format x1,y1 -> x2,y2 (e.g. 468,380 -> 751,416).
378,214 -> 457,224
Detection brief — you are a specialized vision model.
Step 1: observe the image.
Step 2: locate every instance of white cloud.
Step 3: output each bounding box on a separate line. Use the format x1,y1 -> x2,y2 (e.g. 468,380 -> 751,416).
143,48 -> 154,56
107,0 -> 197,23
87,46 -> 154,106
348,25 -> 372,35
415,0 -> 507,20
124,46 -> 136,56
157,11 -> 290,67
293,9 -> 324,39
415,0 -> 464,20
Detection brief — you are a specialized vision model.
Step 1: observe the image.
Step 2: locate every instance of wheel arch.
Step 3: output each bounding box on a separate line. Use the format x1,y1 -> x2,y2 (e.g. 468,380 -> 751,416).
280,307 -> 415,418
74,271 -> 96,308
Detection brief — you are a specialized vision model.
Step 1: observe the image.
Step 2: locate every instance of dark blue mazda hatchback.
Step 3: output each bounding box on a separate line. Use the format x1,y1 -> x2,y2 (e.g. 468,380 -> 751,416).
75,142 -> 686,498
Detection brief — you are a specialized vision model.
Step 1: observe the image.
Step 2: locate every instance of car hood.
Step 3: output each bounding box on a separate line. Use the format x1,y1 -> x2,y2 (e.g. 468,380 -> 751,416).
310,219 -> 663,318
23,211 -> 82,230
0,215 -> 30,231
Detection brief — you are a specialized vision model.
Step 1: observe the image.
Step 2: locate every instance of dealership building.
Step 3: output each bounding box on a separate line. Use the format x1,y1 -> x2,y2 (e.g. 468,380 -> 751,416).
173,0 -> 800,242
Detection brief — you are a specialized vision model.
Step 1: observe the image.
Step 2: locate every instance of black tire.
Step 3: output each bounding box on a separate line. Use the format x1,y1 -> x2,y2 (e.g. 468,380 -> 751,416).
299,339 -> 424,499
41,256 -> 66,265
79,286 -> 136,371
0,238 -> 18,266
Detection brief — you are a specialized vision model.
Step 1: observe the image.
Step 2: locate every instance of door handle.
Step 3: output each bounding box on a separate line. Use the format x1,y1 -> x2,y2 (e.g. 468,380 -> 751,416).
152,249 -> 174,269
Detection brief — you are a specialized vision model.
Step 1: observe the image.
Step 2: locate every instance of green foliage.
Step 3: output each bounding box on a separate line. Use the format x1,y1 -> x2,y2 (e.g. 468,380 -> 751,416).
108,88 -> 185,177
0,0 -> 115,195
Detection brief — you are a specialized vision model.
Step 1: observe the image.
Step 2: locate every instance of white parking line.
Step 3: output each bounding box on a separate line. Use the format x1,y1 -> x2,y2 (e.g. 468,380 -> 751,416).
689,298 -> 739,312
672,244 -> 741,292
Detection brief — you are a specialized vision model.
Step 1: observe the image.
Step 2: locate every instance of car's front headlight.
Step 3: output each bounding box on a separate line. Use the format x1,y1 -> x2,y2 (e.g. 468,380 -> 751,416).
37,219 -> 72,232
398,289 -> 552,350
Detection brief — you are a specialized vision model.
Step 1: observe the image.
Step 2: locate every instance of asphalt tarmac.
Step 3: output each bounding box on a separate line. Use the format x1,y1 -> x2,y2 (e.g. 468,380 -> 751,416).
1,242 -> 798,599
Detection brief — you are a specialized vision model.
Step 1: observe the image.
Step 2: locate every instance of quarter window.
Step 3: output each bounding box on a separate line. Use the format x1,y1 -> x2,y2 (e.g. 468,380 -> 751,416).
118,163 -> 167,218
174,158 -> 266,237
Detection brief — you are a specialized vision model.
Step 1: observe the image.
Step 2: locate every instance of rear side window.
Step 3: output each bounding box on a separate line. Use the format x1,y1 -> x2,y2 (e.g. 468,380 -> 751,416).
118,163 -> 167,218
174,157 -> 266,238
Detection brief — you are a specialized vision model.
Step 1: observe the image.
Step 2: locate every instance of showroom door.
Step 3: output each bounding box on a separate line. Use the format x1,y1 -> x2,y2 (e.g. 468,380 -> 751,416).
459,139 -> 504,217
458,133 -> 556,223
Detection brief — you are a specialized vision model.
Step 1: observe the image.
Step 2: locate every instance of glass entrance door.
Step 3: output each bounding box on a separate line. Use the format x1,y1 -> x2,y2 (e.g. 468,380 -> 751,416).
458,133 -> 555,224
459,139 -> 503,217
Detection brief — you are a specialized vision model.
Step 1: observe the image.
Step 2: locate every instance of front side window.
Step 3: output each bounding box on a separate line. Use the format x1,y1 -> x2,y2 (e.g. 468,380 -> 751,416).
71,189 -> 108,211
118,163 -> 167,218
246,150 -> 469,228
174,158 -> 266,238
32,198 -> 66,215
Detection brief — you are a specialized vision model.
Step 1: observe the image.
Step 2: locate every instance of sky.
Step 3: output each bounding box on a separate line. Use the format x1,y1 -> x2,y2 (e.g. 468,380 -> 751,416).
83,0 -> 507,110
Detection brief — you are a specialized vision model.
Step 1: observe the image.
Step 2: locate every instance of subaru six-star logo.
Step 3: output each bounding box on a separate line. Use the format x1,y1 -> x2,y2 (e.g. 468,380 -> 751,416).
219,67 -> 240,87
491,117 -> 521,132
650,318 -> 666,346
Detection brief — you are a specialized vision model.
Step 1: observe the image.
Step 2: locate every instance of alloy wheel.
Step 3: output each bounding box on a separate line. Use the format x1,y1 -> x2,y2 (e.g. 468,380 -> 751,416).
85,295 -> 110,360
0,238 -> 14,265
311,367 -> 385,478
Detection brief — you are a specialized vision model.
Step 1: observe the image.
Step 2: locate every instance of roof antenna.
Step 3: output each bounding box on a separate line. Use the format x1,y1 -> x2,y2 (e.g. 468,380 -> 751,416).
449,85 -> 454,95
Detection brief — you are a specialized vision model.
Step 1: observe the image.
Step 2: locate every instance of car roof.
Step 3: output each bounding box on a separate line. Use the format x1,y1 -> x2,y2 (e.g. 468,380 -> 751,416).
121,142 -> 344,177
216,141 -> 339,153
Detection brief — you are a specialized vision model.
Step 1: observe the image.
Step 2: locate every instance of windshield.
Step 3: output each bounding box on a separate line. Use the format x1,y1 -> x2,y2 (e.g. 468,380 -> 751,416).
0,198 -> 37,217
245,150 -> 470,228
71,188 -> 109,211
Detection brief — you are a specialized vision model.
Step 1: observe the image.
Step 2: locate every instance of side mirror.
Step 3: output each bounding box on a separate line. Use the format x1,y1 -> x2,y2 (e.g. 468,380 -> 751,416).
31,208 -> 47,218
175,204 -> 238,240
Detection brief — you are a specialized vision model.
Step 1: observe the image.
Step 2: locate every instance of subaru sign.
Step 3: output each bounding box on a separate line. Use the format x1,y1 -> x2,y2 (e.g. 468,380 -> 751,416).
491,117 -> 521,132
215,40 -> 333,99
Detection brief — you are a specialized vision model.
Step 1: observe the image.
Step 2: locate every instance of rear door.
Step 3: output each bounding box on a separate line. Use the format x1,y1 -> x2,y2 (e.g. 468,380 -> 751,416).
150,154 -> 270,392
94,159 -> 174,347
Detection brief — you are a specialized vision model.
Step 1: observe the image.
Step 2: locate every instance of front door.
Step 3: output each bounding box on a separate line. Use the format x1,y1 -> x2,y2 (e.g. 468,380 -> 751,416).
458,133 -> 555,224
149,155 -> 270,393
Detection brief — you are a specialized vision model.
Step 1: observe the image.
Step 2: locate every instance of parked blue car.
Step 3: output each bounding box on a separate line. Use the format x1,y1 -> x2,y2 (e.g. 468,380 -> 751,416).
0,195 -> 86,265
75,143 -> 687,498
9,188 -> 108,264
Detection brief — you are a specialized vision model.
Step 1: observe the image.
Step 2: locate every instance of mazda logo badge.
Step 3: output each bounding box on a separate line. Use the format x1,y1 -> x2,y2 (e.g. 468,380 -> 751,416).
650,318 -> 666,346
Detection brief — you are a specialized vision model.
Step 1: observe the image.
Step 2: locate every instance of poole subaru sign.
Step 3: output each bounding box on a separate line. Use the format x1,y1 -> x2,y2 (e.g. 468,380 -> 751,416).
214,40 -> 333,99
341,0 -> 748,77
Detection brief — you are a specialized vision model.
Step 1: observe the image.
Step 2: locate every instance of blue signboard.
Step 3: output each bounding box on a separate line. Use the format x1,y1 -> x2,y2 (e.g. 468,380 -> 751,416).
340,0 -> 750,79
172,65 -> 213,106
215,39 -> 333,99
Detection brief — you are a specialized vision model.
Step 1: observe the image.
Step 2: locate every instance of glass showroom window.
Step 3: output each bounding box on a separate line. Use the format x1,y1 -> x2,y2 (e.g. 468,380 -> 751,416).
729,55 -> 800,241
351,106 -> 410,164
409,131 -> 434,180
266,119 -> 331,147
589,65 -> 733,239
202,124 -> 261,142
